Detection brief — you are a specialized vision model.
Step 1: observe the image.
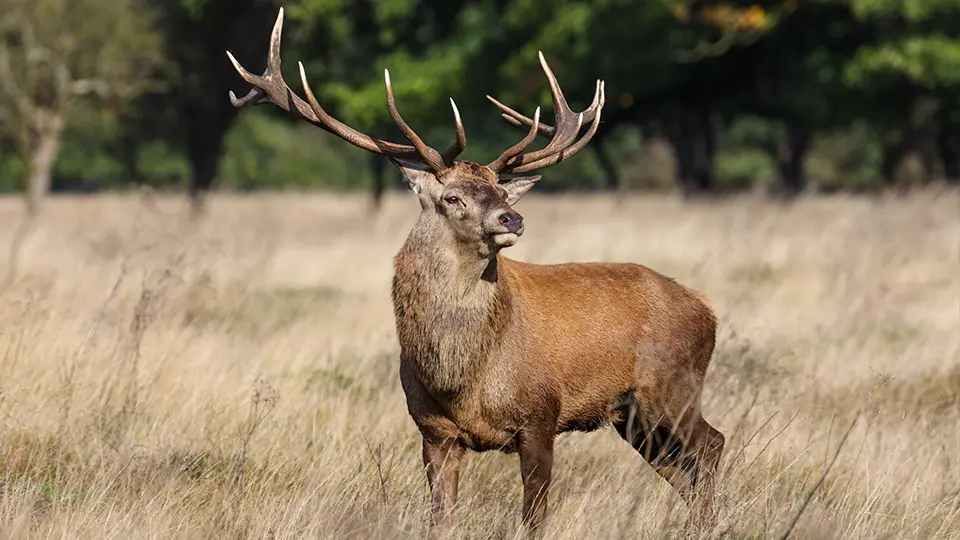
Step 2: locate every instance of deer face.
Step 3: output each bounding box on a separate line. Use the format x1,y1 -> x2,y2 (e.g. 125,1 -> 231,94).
393,159 -> 541,253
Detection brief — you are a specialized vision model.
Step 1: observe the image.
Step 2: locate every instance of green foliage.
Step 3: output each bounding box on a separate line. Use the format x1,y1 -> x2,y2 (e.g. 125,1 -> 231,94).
5,0 -> 960,196
0,153 -> 24,192
0,0 -> 166,115
725,116 -> 786,152
845,0 -> 960,88
0,0 -> 165,209
715,117 -> 778,190
136,141 -> 191,188
219,109 -> 373,191
847,36 -> 960,88
850,0 -> 959,21
716,149 -> 776,190
807,122 -> 885,191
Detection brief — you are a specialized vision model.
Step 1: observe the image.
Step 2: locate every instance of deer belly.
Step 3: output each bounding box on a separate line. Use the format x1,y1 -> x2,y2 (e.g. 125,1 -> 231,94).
451,412 -> 519,453
557,392 -> 631,434
556,357 -> 637,434
444,389 -> 522,454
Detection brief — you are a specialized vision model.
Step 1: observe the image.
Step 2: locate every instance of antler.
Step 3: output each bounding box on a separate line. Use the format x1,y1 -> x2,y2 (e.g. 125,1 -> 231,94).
486,52 -> 605,174
487,107 -> 541,171
226,8 -> 460,172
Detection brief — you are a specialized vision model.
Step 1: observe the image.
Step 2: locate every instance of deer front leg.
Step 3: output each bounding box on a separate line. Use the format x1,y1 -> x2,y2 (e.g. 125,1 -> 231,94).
423,435 -> 465,538
517,428 -> 555,534
400,363 -> 465,537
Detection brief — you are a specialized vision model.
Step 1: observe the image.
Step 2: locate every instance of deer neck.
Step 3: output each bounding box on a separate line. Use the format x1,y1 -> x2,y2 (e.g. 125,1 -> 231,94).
392,214 -> 513,396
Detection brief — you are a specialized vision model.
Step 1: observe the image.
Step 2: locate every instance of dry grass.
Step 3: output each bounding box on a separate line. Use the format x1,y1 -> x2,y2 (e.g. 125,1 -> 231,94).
0,188 -> 957,539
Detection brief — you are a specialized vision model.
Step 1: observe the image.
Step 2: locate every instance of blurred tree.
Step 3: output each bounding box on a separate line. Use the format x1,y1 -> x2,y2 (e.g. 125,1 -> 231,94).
843,0 -> 960,187
0,0 -> 164,216
438,0 -> 792,195
16,0 -> 954,200
219,0 -> 798,198
140,0 -> 441,212
941,98 -> 960,182
132,0 -> 283,215
715,0 -> 872,195
336,0 -> 669,192
289,0 -> 485,209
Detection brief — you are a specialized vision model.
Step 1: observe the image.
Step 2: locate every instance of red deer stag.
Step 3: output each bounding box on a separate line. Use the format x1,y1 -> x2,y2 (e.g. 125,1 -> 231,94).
227,9 -> 725,537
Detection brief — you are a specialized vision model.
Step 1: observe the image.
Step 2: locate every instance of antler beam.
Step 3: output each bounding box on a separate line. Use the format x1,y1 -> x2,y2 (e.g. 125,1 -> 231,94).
227,10 -> 605,177
226,8 -> 457,171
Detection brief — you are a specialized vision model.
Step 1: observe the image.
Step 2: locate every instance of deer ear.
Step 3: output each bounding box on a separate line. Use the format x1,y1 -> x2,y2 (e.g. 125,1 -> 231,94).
500,175 -> 541,205
389,157 -> 439,195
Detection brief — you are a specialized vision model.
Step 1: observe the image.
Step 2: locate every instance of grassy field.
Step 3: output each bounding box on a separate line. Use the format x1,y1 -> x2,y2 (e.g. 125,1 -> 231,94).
0,188 -> 957,539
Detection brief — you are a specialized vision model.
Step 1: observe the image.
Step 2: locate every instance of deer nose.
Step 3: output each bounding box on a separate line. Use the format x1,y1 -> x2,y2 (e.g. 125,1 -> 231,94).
498,210 -> 524,234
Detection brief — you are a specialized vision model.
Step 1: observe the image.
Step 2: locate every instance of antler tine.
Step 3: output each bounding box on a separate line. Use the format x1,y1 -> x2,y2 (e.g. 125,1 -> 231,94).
501,113 -> 555,135
226,9 -> 279,109
486,95 -> 555,136
441,98 -> 467,165
488,79 -> 601,138
571,79 -> 604,129
505,81 -> 605,174
230,9 -> 489,172
507,75 -> 601,166
488,107 -> 541,172
538,50 -> 571,118
384,69 -> 447,171
486,53 -> 604,172
487,79 -> 600,132
295,63 -> 411,156
226,9 -> 307,114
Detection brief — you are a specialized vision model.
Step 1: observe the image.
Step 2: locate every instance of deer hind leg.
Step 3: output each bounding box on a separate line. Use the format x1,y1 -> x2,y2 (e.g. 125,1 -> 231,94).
613,395 -> 725,531
677,416 -> 724,532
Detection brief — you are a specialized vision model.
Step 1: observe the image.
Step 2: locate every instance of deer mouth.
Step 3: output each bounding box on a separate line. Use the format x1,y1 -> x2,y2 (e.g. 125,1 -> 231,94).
492,230 -> 522,247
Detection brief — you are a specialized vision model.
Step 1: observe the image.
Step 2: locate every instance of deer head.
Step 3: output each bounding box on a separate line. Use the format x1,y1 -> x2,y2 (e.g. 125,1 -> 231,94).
226,8 -> 605,257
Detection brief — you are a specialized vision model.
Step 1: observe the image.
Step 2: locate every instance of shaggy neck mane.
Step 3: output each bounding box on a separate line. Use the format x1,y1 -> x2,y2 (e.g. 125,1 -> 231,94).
392,214 -> 513,396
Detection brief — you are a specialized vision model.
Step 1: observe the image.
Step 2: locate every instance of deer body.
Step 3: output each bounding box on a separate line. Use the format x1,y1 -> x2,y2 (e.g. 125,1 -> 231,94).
394,248 -> 718,452
228,11 -> 725,536
390,169 -> 724,533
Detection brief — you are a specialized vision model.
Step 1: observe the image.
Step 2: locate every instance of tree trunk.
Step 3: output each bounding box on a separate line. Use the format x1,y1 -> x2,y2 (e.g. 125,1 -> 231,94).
775,125 -> 811,197
188,147 -> 217,216
884,98 -> 940,192
698,111 -> 716,191
670,109 -> 714,196
880,135 -> 903,186
24,115 -> 64,218
5,113 -> 63,288
370,153 -> 387,212
116,133 -> 140,188
939,119 -> 960,184
592,138 -> 621,191
672,123 -> 696,195
881,138 -> 935,191
186,116 -> 229,218
943,142 -> 960,183
912,98 -> 940,188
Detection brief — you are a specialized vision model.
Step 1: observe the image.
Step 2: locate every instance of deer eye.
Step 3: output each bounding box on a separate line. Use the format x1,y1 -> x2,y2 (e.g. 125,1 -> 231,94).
444,196 -> 462,206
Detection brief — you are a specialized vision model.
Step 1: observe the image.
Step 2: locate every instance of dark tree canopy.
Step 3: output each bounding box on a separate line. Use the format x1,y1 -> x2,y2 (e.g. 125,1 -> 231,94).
1,0 -> 958,201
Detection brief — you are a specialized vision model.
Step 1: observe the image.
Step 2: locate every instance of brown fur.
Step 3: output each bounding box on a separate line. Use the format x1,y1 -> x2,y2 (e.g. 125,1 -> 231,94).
390,161 -> 726,537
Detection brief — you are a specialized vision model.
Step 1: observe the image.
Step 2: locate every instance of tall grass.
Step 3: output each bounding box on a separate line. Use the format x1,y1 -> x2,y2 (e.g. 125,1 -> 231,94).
0,188 -> 957,539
